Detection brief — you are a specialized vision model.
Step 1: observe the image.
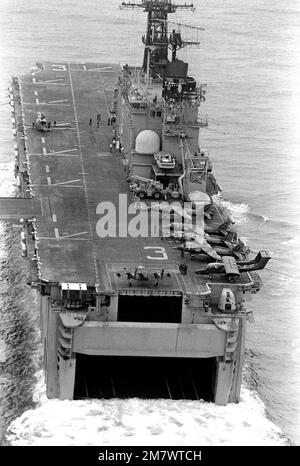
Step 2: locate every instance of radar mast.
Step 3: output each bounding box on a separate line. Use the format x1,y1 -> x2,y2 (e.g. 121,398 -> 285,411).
120,1 -> 198,78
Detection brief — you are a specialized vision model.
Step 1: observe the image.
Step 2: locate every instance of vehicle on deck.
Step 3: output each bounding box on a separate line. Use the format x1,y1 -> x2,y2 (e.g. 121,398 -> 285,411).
129,175 -> 166,199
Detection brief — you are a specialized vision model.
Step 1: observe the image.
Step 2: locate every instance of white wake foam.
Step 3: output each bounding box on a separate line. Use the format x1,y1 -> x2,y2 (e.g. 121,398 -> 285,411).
5,372 -> 287,446
219,199 -> 250,224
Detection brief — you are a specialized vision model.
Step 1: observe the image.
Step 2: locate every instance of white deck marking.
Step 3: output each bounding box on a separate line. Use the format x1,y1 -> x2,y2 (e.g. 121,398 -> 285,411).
47,176 -> 52,185
44,153 -> 79,158
28,152 -> 78,157
48,148 -> 77,154
144,246 -> 168,260
42,79 -> 64,83
42,103 -> 70,107
30,183 -> 83,188
68,61 -> 99,283
45,165 -> 50,173
37,82 -> 66,86
51,125 -> 72,129
88,66 -> 113,72
23,102 -> 70,106
52,214 -> 57,222
47,99 -> 69,104
59,231 -> 88,239
104,263 -> 113,291
41,137 -> 45,144
34,91 -> 38,96
54,228 -> 59,238
94,69 -> 114,73
51,179 -> 81,186
98,70 -> 110,114
42,147 -> 47,155
37,236 -> 89,241
51,185 -> 83,188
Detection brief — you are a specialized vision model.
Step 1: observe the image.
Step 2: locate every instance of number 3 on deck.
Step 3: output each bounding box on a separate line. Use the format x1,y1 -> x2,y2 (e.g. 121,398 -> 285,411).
144,246 -> 168,260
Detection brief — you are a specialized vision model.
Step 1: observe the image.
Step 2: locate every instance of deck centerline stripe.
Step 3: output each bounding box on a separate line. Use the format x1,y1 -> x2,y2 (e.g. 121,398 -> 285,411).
68,61 -> 99,285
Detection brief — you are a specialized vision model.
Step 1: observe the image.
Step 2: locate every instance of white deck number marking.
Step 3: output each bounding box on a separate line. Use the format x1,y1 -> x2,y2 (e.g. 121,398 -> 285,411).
144,246 -> 168,260
51,64 -> 67,71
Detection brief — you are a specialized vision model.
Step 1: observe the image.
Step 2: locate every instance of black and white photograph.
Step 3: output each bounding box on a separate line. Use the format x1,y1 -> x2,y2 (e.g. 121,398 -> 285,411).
0,0 -> 298,449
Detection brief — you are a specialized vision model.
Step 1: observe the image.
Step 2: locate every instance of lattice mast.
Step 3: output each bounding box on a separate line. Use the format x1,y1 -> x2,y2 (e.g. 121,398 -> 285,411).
120,1 -> 196,77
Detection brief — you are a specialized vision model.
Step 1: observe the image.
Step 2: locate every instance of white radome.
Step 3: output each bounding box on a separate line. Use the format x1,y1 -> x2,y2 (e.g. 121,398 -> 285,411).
135,129 -> 160,154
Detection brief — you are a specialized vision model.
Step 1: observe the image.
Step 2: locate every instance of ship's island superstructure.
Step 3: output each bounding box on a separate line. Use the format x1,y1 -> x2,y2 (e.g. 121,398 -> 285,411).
3,0 -> 270,403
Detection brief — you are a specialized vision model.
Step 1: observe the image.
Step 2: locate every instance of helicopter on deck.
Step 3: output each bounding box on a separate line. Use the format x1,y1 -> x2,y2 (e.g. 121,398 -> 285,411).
34,113 -> 51,132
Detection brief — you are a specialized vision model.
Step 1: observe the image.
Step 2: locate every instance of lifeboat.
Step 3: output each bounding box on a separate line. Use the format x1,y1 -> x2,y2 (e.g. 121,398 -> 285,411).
154,151 -> 175,170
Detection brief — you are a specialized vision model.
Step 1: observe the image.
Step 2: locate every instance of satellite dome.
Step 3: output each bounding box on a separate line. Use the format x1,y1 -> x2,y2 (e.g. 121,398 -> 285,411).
135,130 -> 160,155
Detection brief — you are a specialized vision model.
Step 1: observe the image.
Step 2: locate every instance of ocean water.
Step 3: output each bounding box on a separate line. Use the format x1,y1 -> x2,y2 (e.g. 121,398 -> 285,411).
0,0 -> 299,446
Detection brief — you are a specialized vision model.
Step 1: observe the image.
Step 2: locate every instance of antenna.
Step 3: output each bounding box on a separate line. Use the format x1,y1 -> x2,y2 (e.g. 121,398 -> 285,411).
120,1 -> 195,13
120,1 -> 197,76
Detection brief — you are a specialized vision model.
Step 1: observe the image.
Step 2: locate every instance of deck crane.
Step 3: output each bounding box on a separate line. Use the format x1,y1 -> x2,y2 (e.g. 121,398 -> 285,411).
120,1 -> 204,76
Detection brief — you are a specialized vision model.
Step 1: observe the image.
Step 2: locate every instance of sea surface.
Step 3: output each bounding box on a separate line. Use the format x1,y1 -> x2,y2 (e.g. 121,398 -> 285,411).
0,0 -> 299,446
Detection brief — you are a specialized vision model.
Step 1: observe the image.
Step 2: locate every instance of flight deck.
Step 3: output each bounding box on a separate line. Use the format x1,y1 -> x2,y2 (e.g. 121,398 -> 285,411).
12,61 -> 253,296
6,0 -> 268,406
5,0 -> 269,406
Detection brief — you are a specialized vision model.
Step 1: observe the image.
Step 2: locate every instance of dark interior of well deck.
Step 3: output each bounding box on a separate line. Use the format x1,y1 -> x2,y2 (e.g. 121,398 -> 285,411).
74,354 -> 217,401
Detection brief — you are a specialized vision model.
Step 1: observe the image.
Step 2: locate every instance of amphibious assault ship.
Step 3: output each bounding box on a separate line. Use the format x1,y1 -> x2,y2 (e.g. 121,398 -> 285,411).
3,1 -> 270,403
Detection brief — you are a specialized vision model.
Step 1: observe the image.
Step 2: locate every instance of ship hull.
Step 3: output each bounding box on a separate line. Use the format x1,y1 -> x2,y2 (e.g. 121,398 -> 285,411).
7,61 -> 255,405
40,292 -> 246,404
